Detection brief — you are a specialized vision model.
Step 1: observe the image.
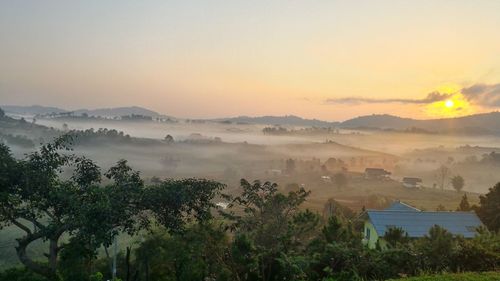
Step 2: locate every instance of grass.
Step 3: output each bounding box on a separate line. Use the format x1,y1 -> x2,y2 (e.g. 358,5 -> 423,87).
273,173 -> 480,213
388,272 -> 500,281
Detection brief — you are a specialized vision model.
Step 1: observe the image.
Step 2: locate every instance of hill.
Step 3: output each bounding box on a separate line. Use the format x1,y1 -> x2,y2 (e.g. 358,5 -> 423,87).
0,105 -> 66,115
340,112 -> 500,134
73,106 -> 162,117
340,114 -> 417,129
215,115 -> 338,127
1,105 -> 164,118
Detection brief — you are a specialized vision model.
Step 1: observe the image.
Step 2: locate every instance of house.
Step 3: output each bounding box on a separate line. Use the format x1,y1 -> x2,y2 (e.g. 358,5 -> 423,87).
364,168 -> 391,180
361,201 -> 484,249
402,177 -> 422,188
384,201 -> 420,212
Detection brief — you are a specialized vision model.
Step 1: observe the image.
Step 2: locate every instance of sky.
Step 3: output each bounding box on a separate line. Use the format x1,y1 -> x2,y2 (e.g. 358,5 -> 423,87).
1,0 -> 500,121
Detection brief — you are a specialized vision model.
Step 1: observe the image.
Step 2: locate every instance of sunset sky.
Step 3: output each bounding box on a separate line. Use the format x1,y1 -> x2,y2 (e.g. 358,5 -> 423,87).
1,1 -> 499,121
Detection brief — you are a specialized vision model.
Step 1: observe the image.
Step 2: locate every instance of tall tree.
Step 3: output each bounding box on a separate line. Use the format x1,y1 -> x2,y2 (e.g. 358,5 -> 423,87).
457,194 -> 471,211
436,165 -> 450,190
285,159 -> 296,174
332,172 -> 348,189
223,179 -> 316,281
477,183 -> 500,232
451,175 -> 465,192
0,135 -> 224,279
163,134 -> 174,144
384,227 -> 410,248
417,225 -> 455,271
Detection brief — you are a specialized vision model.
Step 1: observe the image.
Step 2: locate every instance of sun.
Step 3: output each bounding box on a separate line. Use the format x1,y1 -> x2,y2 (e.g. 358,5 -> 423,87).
425,92 -> 475,118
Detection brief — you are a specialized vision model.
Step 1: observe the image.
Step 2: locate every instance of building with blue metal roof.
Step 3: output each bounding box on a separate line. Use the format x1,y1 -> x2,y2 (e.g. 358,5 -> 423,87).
384,200 -> 421,212
361,201 -> 484,249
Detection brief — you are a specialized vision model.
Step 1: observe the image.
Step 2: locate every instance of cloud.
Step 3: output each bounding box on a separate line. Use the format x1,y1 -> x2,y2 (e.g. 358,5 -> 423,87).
326,92 -> 452,105
461,83 -> 500,107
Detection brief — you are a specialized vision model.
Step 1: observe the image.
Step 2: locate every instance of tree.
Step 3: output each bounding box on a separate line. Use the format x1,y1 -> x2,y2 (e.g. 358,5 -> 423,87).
384,227 -> 409,248
222,179 -> 316,281
457,194 -> 471,211
332,172 -> 348,189
436,165 -> 450,190
436,204 -> 447,211
134,223 -> 231,281
285,159 -> 296,174
164,134 -> 174,144
322,199 -> 355,220
451,175 -> 465,192
0,135 -> 224,279
416,225 -> 455,271
477,182 -> 500,232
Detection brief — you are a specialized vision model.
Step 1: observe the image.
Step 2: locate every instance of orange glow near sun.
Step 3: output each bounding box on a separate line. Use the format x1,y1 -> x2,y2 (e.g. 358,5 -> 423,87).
424,84 -> 475,118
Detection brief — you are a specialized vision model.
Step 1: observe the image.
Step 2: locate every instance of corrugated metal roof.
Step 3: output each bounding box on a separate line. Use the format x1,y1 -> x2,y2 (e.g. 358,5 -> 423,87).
385,201 -> 421,212
366,210 -> 483,238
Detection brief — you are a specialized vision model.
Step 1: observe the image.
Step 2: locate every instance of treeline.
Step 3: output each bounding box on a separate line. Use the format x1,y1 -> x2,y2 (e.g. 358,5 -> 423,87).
0,133 -> 35,148
45,113 -> 177,123
262,126 -> 340,136
0,136 -> 499,281
67,128 -> 161,146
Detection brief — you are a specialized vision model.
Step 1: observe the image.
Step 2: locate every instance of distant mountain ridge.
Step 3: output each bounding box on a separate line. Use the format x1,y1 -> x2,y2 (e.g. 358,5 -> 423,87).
339,112 -> 500,134
215,115 -> 339,127
218,112 -> 500,134
1,105 -> 162,117
73,106 -> 161,117
1,105 -> 66,115
3,104 -> 500,134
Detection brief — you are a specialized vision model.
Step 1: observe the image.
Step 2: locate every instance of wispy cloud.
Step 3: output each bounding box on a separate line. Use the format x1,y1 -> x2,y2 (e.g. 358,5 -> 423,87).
326,92 -> 452,105
461,83 -> 500,107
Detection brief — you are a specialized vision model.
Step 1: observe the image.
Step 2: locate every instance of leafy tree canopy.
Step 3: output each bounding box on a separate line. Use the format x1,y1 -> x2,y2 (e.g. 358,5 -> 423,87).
0,135 -> 224,279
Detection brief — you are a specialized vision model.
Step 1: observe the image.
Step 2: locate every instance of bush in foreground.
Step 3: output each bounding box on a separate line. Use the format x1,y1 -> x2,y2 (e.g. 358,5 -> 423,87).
388,271 -> 500,281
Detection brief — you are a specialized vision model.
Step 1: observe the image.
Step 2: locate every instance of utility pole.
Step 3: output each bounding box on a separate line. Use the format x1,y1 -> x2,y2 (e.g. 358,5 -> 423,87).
112,236 -> 117,280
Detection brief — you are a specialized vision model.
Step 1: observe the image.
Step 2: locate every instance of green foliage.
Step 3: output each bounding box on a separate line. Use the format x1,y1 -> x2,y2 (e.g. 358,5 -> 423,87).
415,225 -> 455,271
229,234 -> 259,280
451,175 -> 465,192
89,272 -> 104,281
477,182 -> 500,232
58,237 -> 96,281
387,271 -> 500,281
323,198 -> 356,221
0,135 -> 224,279
457,194 -> 471,211
0,133 -> 35,148
321,216 -> 359,245
384,227 -> 410,248
0,267 -> 49,281
145,178 -> 225,232
222,179 -> 316,281
2,146 -> 500,281
451,229 -> 500,272
134,223 -> 231,281
66,128 -> 162,146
